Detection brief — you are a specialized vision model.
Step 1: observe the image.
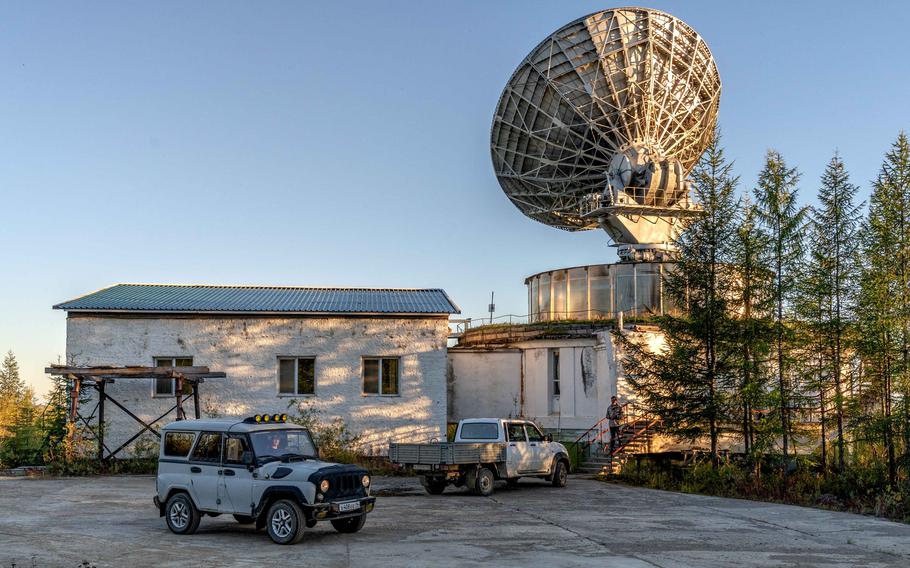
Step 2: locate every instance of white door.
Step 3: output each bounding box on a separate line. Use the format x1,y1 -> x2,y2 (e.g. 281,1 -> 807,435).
188,432 -> 223,511
524,423 -> 552,473
220,434 -> 254,514
505,422 -> 532,476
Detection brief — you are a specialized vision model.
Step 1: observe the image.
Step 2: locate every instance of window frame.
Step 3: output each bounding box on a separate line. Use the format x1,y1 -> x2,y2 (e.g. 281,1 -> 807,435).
163,431 -> 197,458
361,356 -> 400,397
506,422 -> 528,443
276,356 -> 317,397
152,356 -> 194,398
189,431 -> 223,464
525,423 -> 545,443
459,422 -> 500,440
551,350 -> 560,397
222,433 -> 253,466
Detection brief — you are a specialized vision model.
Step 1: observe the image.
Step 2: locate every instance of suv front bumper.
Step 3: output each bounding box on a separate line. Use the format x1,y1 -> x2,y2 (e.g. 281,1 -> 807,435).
305,496 -> 376,521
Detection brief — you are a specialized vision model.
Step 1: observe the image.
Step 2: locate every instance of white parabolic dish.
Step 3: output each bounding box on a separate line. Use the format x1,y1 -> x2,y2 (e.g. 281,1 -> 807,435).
491,7 -> 721,261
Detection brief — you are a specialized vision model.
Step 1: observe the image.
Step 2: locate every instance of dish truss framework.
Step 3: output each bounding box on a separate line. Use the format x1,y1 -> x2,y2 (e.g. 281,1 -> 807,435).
491,7 -> 721,261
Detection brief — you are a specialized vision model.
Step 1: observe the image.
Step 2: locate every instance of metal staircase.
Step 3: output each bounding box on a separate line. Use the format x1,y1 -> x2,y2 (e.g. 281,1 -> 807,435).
571,405 -> 659,476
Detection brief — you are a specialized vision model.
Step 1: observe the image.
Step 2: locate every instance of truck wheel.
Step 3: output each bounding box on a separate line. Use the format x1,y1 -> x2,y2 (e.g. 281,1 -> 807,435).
551,459 -> 568,487
331,513 -> 366,533
266,499 -> 306,545
424,479 -> 447,495
165,493 -> 201,535
233,514 -> 255,524
473,467 -> 495,496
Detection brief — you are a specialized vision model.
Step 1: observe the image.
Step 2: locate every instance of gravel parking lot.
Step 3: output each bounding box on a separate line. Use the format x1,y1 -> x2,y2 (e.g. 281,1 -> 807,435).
1,474 -> 909,567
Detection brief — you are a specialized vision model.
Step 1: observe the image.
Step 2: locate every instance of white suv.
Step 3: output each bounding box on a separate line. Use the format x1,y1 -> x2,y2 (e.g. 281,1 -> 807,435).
154,414 -> 375,545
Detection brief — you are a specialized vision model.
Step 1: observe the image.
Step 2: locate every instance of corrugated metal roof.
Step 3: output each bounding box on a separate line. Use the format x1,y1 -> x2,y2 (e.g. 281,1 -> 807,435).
54,284 -> 460,315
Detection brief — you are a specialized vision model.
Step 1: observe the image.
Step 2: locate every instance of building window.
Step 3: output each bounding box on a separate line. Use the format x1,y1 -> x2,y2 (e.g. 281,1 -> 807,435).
153,357 -> 193,397
278,358 -> 316,396
363,357 -> 399,396
552,351 -> 560,397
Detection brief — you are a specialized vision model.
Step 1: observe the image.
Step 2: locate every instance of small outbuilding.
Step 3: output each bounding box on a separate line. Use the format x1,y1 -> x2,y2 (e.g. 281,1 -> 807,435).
55,283 -> 460,454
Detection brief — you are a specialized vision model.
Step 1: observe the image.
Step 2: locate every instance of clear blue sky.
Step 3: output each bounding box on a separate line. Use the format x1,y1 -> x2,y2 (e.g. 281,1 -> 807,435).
3,1 -> 909,395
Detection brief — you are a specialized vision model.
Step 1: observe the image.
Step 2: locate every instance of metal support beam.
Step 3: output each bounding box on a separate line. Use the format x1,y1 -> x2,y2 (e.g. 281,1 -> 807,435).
193,383 -> 201,419
97,380 -> 106,461
175,376 -> 185,421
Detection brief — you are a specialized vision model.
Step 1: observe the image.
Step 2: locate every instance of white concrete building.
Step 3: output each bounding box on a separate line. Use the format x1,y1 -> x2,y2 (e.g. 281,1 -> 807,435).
55,284 -> 459,455
448,322 -> 665,435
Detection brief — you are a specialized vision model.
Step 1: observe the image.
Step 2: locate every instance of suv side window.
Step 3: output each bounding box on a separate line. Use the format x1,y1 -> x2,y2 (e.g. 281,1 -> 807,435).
526,424 -> 545,442
507,422 -> 527,442
191,432 -> 223,463
163,432 -> 196,457
223,434 -> 251,465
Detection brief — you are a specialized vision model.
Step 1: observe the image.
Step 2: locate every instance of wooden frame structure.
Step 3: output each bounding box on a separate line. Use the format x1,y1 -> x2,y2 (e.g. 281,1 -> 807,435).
45,365 -> 226,460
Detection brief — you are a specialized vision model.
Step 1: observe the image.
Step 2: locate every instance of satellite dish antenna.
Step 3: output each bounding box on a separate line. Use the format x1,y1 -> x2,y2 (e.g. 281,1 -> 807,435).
491,7 -> 720,262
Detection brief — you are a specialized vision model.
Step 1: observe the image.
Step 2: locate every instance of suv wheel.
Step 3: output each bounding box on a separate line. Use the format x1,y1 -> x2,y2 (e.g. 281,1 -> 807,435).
331,513 -> 366,533
551,459 -> 568,487
472,467 -> 495,496
165,493 -> 201,535
266,499 -> 306,545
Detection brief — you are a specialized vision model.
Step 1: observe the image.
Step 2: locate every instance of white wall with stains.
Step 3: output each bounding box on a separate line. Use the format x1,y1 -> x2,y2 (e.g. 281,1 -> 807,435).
66,314 -> 450,456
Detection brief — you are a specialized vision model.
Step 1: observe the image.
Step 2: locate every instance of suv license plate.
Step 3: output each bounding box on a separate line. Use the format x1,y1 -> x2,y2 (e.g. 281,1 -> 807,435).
338,501 -> 360,512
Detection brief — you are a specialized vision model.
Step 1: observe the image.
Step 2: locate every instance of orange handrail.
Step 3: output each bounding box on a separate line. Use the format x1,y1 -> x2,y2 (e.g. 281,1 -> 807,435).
573,416 -> 609,445
573,402 -> 635,446
609,417 -> 659,457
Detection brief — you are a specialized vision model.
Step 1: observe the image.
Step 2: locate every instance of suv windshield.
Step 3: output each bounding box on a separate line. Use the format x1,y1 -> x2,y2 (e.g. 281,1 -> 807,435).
250,429 -> 318,463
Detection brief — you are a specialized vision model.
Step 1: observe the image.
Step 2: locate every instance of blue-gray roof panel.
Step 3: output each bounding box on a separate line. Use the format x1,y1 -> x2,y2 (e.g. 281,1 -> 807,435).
54,284 -> 460,315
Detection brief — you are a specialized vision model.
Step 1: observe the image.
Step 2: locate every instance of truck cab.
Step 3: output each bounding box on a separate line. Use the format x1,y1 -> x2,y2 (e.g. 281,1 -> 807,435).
154,414 -> 375,545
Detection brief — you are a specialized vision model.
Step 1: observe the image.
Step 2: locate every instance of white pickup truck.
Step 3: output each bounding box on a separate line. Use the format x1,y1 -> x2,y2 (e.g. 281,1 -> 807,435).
388,418 -> 570,496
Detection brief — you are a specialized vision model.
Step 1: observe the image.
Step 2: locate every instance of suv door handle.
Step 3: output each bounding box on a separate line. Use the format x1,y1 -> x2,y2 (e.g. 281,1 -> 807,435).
530,443 -> 538,447
223,469 -> 235,476
190,466 -> 201,473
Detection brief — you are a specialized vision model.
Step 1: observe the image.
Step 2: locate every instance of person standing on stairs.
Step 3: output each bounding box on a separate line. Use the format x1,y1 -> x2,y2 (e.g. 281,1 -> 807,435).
607,396 -> 624,454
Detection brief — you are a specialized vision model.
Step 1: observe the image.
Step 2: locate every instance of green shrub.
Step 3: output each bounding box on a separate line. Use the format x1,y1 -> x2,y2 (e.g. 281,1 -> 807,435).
285,399 -> 361,463
612,454 -> 910,523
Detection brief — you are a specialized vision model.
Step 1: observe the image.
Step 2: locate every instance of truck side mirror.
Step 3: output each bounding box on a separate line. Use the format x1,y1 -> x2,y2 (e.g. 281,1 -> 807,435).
545,434 -> 553,443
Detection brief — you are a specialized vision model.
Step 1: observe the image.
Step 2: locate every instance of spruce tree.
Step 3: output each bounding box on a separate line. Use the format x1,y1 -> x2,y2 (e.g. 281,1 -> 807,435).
619,130 -> 740,465
729,202 -> 774,457
0,351 -> 24,439
859,133 -> 910,486
0,350 -> 23,398
815,154 -> 862,472
794,210 -> 833,472
752,150 -> 807,467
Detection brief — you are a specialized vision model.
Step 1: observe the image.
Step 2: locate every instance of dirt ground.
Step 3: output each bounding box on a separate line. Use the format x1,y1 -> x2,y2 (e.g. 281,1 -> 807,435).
1,474 -> 909,567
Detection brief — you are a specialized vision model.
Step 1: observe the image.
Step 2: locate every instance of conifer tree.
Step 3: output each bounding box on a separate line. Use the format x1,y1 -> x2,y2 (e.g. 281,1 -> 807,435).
619,130 -> 740,465
814,154 -> 862,472
0,350 -> 23,398
0,351 -> 24,439
859,133 -> 910,486
752,150 -> 807,466
729,202 -> 774,456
